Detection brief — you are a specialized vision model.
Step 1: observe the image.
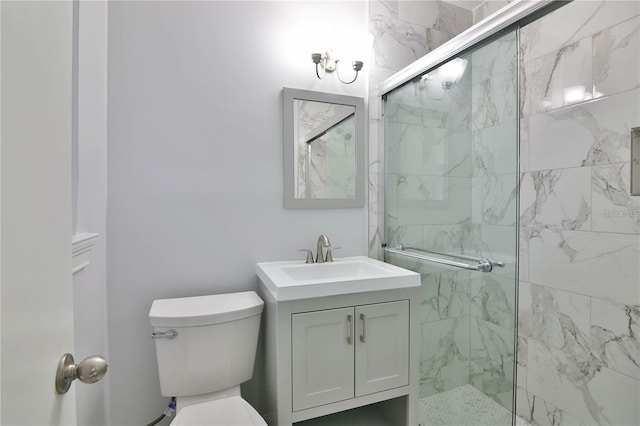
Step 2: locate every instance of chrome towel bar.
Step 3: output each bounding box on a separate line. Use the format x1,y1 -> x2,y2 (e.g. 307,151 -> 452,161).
384,244 -> 504,273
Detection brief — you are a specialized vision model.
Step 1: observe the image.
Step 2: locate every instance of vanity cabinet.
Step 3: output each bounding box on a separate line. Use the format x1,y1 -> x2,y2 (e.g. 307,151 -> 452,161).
257,284 -> 419,426
291,301 -> 409,411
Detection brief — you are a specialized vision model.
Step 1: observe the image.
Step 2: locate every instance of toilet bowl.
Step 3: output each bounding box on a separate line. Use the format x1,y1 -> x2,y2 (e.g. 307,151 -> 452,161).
170,396 -> 266,426
149,291 -> 266,425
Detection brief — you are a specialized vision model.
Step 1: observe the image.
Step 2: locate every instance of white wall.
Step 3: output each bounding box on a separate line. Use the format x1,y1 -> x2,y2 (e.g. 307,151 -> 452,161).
106,1 -> 369,423
73,2 -> 110,425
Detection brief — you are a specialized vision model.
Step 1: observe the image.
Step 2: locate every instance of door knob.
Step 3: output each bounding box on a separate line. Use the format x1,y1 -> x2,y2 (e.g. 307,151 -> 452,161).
55,353 -> 108,394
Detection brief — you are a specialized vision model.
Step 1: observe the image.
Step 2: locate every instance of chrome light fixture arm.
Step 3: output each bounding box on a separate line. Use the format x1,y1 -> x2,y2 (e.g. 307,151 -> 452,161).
311,52 -> 363,84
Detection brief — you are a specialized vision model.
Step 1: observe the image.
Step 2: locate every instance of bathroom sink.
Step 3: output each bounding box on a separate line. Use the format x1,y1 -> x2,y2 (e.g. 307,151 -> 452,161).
256,256 -> 420,301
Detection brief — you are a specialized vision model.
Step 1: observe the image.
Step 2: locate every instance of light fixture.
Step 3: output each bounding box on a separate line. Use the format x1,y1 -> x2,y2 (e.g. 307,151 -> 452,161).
418,57 -> 468,100
437,58 -> 468,89
311,50 -> 364,84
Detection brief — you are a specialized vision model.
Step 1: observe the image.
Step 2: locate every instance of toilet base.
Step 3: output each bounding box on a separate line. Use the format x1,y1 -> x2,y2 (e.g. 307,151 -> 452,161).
170,395 -> 266,426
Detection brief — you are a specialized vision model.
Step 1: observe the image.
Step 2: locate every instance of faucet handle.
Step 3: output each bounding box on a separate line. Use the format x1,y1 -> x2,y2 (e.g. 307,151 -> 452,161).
297,249 -> 314,264
325,246 -> 342,262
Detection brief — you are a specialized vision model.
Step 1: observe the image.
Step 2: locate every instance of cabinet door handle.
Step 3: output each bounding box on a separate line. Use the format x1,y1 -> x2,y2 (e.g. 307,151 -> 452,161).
347,315 -> 353,345
360,313 -> 366,343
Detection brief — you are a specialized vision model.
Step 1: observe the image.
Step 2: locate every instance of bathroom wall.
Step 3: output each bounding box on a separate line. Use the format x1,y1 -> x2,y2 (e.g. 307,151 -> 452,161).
106,2 -> 368,424
516,1 -> 640,425
72,2 -> 110,425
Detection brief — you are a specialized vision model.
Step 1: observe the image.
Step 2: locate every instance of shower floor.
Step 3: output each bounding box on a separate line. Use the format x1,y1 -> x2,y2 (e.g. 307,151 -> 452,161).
420,385 -> 530,426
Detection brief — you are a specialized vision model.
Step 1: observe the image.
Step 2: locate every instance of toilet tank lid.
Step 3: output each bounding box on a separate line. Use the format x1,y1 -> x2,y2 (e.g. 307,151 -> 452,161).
149,291 -> 264,327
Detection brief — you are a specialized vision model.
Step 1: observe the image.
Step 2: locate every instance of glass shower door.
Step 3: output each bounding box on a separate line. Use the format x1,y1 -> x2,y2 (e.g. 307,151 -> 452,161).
384,31 -> 519,426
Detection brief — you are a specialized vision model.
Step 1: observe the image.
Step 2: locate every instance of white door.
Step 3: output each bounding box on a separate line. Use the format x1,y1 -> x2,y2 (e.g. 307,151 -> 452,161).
291,307 -> 355,411
355,300 -> 409,397
1,1 -> 76,424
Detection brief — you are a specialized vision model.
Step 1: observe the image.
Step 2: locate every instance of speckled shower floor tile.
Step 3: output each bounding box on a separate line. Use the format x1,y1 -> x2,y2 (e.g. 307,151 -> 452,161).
420,385 -> 530,426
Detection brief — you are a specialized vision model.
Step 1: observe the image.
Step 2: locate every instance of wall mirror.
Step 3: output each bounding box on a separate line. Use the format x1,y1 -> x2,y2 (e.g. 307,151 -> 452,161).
283,87 -> 365,208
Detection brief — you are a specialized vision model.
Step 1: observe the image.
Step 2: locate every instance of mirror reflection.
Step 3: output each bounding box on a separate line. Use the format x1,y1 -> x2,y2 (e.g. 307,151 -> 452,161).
293,100 -> 356,199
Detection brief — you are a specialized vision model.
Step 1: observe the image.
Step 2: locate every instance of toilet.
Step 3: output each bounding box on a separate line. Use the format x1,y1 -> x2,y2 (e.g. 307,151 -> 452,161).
149,291 -> 267,425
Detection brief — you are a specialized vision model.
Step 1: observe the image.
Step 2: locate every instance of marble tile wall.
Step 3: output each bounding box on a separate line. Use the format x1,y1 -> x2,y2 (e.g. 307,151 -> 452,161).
381,22 -> 520,410
467,29 -> 518,411
517,2 -> 640,425
373,2 -> 640,424
368,0 -> 473,259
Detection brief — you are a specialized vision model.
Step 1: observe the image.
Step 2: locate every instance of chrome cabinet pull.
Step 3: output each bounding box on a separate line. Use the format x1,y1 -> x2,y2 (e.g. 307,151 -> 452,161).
347,315 -> 353,345
360,313 -> 366,343
151,329 -> 178,340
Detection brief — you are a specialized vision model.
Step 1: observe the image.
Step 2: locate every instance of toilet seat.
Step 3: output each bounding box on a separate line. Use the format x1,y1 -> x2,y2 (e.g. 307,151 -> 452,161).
170,396 -> 267,426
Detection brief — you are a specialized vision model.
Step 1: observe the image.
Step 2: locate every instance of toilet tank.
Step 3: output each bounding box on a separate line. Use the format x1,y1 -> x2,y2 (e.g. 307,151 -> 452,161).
149,291 -> 264,398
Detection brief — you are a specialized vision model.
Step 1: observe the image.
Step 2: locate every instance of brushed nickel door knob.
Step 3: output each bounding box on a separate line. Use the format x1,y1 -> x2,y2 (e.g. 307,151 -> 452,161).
55,353 -> 108,394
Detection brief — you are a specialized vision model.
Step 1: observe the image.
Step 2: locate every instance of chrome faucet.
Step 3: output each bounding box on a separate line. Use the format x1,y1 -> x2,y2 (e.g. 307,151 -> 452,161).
315,234 -> 331,263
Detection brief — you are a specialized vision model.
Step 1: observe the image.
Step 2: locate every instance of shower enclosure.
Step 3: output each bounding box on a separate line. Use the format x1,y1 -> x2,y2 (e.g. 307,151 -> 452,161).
379,1 -> 640,425
383,29 -> 519,426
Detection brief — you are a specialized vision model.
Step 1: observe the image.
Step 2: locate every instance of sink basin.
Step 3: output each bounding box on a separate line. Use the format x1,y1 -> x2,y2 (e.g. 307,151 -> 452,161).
256,256 -> 420,301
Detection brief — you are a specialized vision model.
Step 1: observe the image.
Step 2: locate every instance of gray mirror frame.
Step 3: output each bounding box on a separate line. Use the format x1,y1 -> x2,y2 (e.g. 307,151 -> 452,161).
283,87 -> 366,208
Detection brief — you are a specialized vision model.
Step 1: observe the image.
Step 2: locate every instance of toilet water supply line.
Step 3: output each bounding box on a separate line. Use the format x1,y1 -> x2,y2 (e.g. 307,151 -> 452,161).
145,397 -> 176,426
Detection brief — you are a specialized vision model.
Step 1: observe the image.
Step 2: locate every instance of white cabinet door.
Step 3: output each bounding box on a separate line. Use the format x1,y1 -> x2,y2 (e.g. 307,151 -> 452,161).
355,300 -> 409,397
292,307 -> 355,411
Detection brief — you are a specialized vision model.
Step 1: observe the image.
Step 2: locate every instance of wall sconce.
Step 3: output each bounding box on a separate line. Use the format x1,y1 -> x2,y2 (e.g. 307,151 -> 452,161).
419,57 -> 468,100
311,50 -> 364,84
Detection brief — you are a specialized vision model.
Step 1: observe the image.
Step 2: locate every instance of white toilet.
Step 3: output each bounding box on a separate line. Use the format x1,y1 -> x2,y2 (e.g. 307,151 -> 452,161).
149,291 -> 267,425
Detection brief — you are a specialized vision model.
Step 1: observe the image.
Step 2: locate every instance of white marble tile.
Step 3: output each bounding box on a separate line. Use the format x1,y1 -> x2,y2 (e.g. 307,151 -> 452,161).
528,228 -> 640,306
518,225 -> 529,282
516,386 -> 589,426
527,89 -> 640,171
521,37 -> 593,117
520,0 -> 640,63
591,163 -> 640,234
527,340 -> 640,426
518,281 -> 591,359
369,0 -> 398,20
370,15 -> 428,71
397,0 -> 472,35
471,31 -> 516,86
472,120 -> 518,177
519,116 -> 530,173
472,69 -> 517,130
517,336 -> 528,385
368,225 -> 382,260
470,274 -> 515,330
385,220 -> 423,250
420,317 -> 471,397
471,176 -> 483,224
473,0 -> 511,25
387,124 -> 471,177
477,224 -> 517,281
420,270 -> 471,323
590,298 -> 640,380
426,28 -> 455,53
421,223 -> 474,255
593,16 -> 640,97
470,317 -> 515,383
396,174 -> 471,225
386,173 -> 399,225
482,174 -> 518,226
520,167 -> 592,232
368,170 -> 381,231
